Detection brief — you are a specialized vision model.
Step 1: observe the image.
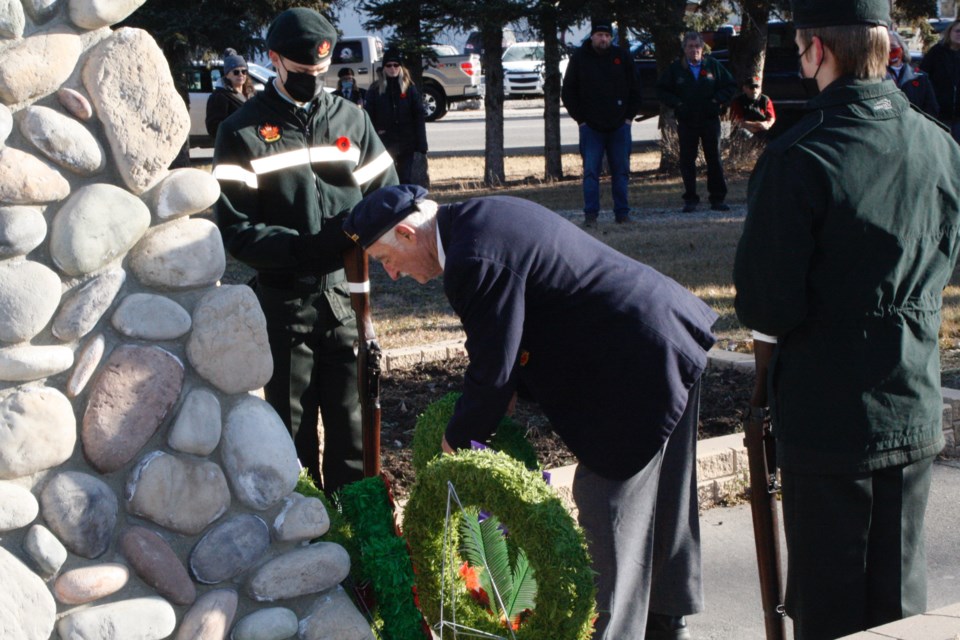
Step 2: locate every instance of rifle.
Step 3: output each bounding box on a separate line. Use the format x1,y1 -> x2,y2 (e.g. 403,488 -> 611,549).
743,339 -> 787,640
343,244 -> 382,478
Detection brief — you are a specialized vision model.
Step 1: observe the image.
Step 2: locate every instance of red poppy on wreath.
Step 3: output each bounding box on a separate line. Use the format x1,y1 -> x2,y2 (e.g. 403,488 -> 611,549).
258,123 -> 281,143
614,57 -> 621,65
336,136 -> 351,152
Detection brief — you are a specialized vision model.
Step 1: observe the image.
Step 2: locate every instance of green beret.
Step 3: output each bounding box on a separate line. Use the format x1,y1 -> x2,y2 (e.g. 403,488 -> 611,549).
792,0 -> 890,28
266,7 -> 338,65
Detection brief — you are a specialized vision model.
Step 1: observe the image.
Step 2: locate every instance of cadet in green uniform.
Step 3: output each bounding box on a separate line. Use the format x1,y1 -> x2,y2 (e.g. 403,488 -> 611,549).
734,1 -> 960,638
213,8 -> 398,492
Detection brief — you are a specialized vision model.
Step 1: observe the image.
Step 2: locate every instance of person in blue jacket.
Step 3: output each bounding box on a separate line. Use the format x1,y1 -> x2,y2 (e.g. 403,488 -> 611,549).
344,185 -> 718,640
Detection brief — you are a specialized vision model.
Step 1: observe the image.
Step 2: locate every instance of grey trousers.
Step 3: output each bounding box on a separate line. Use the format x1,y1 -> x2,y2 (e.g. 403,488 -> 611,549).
573,380 -> 704,639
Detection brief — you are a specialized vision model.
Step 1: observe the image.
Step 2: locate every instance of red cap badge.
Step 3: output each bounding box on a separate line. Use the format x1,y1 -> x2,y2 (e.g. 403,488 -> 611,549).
318,39 -> 331,58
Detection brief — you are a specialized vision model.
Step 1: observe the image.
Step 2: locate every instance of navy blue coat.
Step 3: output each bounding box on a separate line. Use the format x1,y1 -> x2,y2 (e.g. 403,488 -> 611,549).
438,197 -> 717,480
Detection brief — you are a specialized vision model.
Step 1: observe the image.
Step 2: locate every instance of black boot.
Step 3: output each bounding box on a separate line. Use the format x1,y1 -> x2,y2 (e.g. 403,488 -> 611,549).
645,613 -> 691,640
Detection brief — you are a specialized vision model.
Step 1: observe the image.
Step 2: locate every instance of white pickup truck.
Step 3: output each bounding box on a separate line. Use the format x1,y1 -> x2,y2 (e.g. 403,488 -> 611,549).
328,36 -> 482,121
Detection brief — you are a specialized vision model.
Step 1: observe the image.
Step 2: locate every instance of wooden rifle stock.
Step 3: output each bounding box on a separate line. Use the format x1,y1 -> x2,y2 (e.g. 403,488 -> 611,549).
743,339 -> 787,640
343,245 -> 382,478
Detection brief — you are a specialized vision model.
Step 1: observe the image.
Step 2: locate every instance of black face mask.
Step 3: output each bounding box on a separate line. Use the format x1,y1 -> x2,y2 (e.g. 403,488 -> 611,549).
797,40 -> 822,98
280,59 -> 324,103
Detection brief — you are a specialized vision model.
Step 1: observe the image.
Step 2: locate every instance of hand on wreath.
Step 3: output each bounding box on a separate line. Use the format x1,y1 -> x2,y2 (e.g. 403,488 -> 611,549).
442,435 -> 455,455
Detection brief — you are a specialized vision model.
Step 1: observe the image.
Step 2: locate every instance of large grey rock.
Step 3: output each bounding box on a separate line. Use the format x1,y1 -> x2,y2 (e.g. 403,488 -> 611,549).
0,32 -> 82,105
52,268 -> 126,342
40,471 -> 117,559
126,451 -> 230,535
247,543 -> 351,602
0,387 -> 76,480
54,562 -> 130,604
168,387 -> 221,456
70,0 -> 149,29
57,86 -> 94,121
222,396 -> 299,511
82,345 -> 184,473
298,585 -> 375,640
187,285 -> 272,394
189,514 -> 270,585
0,481 -> 38,531
119,526 -> 196,606
0,546 -> 56,640
56,596 -> 177,640
19,105 -> 105,175
0,0 -> 25,38
0,146 -> 69,204
0,205 -> 46,259
67,333 -> 105,398
0,103 -> 12,145
154,168 -> 221,221
129,217 -> 226,289
176,588 -> 238,640
23,0 -> 60,24
232,607 -> 299,640
82,28 -> 189,193
23,523 -> 68,577
273,493 -> 330,543
0,345 -> 74,382
50,183 -> 151,276
112,293 -> 192,340
0,259 -> 61,343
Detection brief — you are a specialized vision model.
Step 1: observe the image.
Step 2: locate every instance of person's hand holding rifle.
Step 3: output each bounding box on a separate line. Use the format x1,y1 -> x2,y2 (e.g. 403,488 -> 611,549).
744,333 -> 787,639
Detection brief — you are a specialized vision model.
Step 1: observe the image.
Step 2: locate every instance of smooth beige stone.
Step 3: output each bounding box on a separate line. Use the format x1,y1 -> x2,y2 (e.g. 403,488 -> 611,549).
54,563 -> 130,605
0,147 -> 69,205
0,32 -> 82,105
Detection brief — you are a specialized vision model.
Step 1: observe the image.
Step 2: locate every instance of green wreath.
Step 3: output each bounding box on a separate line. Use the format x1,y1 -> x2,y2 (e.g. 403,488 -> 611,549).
403,449 -> 596,640
411,392 -> 539,475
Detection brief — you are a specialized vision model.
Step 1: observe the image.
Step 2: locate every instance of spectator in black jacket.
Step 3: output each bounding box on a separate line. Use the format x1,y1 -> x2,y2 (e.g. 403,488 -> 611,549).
333,67 -> 365,107
205,49 -> 251,139
561,18 -> 641,227
888,31 -> 938,119
920,18 -> 960,141
366,50 -> 428,185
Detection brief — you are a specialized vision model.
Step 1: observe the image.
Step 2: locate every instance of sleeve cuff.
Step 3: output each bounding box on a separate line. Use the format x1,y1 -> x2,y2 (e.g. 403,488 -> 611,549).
751,330 -> 778,344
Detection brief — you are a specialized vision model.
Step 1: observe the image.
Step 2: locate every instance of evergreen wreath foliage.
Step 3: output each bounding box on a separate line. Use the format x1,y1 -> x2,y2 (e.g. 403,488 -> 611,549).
403,449 -> 596,640
411,392 -> 539,475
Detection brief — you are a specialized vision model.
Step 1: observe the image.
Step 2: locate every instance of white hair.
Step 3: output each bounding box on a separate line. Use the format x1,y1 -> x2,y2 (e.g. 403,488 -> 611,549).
376,199 -> 439,248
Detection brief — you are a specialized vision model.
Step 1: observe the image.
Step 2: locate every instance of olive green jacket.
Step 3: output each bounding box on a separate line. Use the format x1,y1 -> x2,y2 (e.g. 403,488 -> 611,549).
734,78 -> 960,474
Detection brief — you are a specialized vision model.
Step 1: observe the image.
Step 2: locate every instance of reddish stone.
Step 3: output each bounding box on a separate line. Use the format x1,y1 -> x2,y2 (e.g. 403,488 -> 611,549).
119,526 -> 196,606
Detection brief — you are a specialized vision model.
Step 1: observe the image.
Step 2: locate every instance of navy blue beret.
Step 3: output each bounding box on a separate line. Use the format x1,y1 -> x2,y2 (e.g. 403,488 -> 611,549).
344,185 -> 429,248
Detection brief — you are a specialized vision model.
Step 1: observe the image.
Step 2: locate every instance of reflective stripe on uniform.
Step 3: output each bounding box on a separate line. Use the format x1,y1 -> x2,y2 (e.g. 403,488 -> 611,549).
353,150 -> 394,185
249,146 -> 362,175
212,164 -> 259,189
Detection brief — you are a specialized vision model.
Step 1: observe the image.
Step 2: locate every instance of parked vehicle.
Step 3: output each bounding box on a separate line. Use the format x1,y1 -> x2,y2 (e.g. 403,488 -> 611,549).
463,28 -> 516,56
181,61 -> 275,147
502,42 -> 569,98
328,36 -> 482,121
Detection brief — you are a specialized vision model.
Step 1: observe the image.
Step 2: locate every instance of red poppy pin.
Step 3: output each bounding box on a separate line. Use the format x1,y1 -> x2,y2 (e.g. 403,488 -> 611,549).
614,57 -> 621,65
400,92 -> 407,99
257,123 -> 281,143
317,39 -> 331,58
336,136 -> 351,152
519,350 -> 530,366
912,80 -> 920,87
700,68 -> 707,77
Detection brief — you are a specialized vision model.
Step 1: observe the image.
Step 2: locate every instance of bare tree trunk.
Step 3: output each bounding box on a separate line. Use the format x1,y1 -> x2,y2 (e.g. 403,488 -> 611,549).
482,23 -> 506,187
652,23 -> 684,173
729,0 -> 771,84
542,8 -> 563,181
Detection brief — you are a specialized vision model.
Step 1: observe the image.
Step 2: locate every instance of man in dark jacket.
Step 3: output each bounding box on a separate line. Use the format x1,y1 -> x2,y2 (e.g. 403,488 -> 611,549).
657,32 -> 736,213
344,185 -> 718,640
734,0 -> 960,637
212,8 -> 398,493
561,19 -> 641,227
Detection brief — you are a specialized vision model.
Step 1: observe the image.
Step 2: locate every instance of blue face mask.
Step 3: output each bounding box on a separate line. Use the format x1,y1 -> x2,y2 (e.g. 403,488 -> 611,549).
342,80 -> 354,90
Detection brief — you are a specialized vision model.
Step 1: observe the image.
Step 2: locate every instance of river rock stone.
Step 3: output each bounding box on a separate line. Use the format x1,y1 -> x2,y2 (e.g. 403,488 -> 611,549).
0,205 -> 46,259
0,103 -> 12,145
112,293 -> 191,340
82,345 -> 184,473
0,481 -> 38,531
50,183 -> 151,276
20,105 -> 105,175
56,596 -> 177,640
0,546 -> 56,640
299,585 -> 375,640
120,526 -> 196,606
0,32 -> 82,105
0,387 -> 76,479
168,387 -> 221,456
187,286 -> 272,394
0,146 -> 70,204
82,28 -> 189,193
189,514 -> 269,585
155,168 -> 220,221
57,86 -> 94,120
126,451 -> 230,535
0,345 -> 74,382
273,493 -> 330,543
222,396 -> 299,511
23,0 -> 60,24
52,268 -> 126,342
176,588 -> 238,640
54,562 -> 129,604
70,0 -> 148,29
40,470 -> 117,559
0,0 -> 25,38
247,543 -> 351,602
232,607 -> 299,640
0,259 -> 60,343
129,217 -> 226,289
67,333 -> 105,397
23,523 -> 68,577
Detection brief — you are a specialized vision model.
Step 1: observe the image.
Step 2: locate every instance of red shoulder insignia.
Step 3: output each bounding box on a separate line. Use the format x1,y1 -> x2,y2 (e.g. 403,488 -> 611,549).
258,123 -> 281,143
